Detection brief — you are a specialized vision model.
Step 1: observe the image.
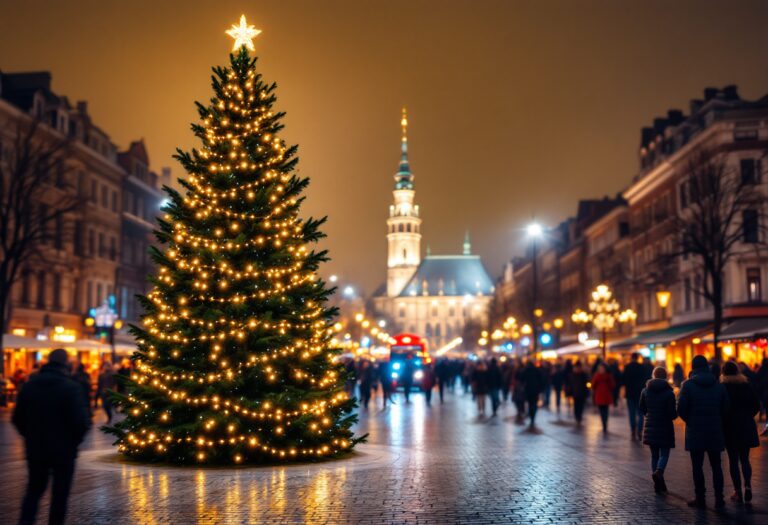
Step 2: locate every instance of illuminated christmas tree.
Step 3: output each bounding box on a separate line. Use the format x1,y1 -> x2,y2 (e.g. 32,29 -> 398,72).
106,16 -> 359,464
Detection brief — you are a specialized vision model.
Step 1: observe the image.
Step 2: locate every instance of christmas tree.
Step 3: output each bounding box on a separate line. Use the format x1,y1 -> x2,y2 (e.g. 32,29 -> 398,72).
106,16 -> 360,464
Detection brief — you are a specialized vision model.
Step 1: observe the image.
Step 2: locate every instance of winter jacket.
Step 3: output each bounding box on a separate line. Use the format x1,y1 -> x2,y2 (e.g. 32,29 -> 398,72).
639,378 -> 677,448
487,364 -> 504,390
471,368 -> 489,395
522,365 -> 543,399
721,374 -> 760,450
622,361 -> 650,403
677,369 -> 729,451
570,370 -> 589,400
591,372 -> 615,406
12,362 -> 90,462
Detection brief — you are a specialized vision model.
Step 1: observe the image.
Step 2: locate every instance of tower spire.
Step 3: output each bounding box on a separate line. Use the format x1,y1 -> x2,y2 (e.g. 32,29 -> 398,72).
395,107 -> 414,190
463,230 -> 471,255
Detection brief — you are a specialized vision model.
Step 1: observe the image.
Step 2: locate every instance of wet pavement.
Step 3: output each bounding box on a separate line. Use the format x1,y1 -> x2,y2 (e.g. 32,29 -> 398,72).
1,389 -> 767,524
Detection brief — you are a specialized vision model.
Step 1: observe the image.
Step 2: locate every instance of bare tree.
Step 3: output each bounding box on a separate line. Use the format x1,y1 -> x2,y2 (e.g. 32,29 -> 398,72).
0,118 -> 80,351
669,149 -> 767,361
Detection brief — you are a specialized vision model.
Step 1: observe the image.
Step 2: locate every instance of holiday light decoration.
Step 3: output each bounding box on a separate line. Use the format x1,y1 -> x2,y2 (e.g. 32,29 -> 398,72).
105,19 -> 360,464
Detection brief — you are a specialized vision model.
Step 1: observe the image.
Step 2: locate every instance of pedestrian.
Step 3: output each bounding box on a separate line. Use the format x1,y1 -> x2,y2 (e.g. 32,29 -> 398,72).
471,360 -> 489,416
592,364 -> 615,435
720,361 -> 760,503
677,354 -> 729,509
570,361 -> 589,426
511,361 -> 526,423
421,362 -> 436,406
501,359 -> 512,402
540,361 -> 552,409
96,362 -> 117,423
487,358 -> 503,417
401,357 -> 415,404
639,367 -> 677,494
358,360 -> 375,410
12,349 -> 90,525
608,359 -> 622,408
672,363 -> 685,389
435,359 -> 450,404
522,361 -> 543,428
551,362 -> 564,414
72,363 -> 92,418
563,359 -> 574,413
622,352 -> 650,440
379,361 -> 394,408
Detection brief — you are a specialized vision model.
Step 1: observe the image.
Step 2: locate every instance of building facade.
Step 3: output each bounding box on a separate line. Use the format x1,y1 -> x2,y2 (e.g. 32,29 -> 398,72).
0,71 -> 164,376
373,111 -> 494,351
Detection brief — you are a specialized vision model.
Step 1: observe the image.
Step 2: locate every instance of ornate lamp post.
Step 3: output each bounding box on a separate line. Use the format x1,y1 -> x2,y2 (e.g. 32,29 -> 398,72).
572,284 -> 636,360
656,290 -> 671,320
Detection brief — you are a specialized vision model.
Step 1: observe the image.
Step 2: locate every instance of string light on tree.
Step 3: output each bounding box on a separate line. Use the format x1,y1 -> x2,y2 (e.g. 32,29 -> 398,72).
105,16 -> 361,464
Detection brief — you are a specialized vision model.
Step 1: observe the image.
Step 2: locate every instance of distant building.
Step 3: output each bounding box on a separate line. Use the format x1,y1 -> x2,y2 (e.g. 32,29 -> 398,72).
372,110 -> 493,351
0,70 -> 163,376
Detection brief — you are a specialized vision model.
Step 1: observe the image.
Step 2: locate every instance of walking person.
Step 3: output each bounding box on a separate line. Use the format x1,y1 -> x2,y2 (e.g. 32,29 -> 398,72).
571,361 -> 589,426
471,361 -> 489,416
551,362 -> 564,414
12,349 -> 91,525
673,363 -> 685,389
421,362 -> 436,406
639,367 -> 677,494
72,363 -> 92,419
96,362 -> 117,423
358,360 -> 375,410
720,361 -> 760,503
435,359 -> 450,404
511,361 -> 526,423
623,352 -> 650,440
522,361 -> 543,428
379,362 -> 395,409
677,355 -> 730,509
592,364 -> 615,435
487,358 -> 503,417
756,357 -> 768,425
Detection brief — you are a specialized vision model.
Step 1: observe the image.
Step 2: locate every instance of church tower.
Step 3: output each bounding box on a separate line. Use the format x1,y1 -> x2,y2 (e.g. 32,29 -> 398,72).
386,108 -> 422,297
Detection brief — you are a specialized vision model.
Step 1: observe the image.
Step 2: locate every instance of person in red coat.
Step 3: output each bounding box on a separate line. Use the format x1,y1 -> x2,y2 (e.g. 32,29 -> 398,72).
592,363 -> 616,434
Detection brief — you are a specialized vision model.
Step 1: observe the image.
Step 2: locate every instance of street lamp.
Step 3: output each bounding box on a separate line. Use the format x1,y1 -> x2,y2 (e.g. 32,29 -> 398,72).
572,284 -> 636,360
526,222 -> 544,353
656,290 -> 671,320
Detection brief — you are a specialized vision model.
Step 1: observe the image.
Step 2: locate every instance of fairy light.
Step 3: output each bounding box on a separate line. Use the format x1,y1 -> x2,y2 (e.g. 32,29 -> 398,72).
108,18 -> 357,465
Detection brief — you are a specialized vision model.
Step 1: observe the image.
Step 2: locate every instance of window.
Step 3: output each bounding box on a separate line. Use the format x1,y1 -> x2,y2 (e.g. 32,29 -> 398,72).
398,224 -> 404,233
425,324 -> 432,337
91,181 -> 97,203
743,210 -> 759,243
21,271 -> 31,305
399,308 -> 405,318
449,306 -> 455,317
98,233 -> 105,257
36,271 -> 46,308
96,283 -> 103,305
112,191 -> 118,212
72,279 -> 80,312
110,237 -> 117,261
435,324 -> 441,337
694,275 -> 702,310
87,281 -> 93,308
406,224 -> 411,233
747,268 -> 762,303
684,277 -> 691,312
55,161 -> 65,188
52,274 -> 61,309
54,216 -> 63,249
88,230 -> 95,256
740,159 -> 760,185
101,186 -> 108,208
73,221 -> 83,256
431,306 -> 438,317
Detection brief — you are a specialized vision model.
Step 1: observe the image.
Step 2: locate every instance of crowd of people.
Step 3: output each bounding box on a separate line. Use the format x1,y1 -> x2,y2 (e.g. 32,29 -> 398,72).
346,352 -> 768,509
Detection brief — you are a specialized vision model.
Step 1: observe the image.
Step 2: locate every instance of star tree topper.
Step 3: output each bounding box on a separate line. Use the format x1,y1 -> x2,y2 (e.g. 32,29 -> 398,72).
226,15 -> 261,51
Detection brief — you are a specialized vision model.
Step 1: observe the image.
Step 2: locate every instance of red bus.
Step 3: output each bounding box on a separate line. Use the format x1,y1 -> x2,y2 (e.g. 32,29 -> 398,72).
388,333 -> 430,388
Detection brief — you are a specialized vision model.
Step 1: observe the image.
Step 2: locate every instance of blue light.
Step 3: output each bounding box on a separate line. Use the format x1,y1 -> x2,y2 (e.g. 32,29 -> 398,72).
391,372 -> 399,379
392,362 -> 402,371
414,359 -> 422,367
539,333 -> 552,345
505,343 -> 514,351
361,336 -> 371,348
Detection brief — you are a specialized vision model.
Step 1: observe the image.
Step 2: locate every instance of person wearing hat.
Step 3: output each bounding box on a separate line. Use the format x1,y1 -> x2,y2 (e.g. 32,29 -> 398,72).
677,354 -> 730,509
12,349 -> 91,525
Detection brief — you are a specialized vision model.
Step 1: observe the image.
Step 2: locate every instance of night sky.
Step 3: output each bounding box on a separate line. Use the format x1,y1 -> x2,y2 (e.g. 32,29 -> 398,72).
2,1 -> 767,293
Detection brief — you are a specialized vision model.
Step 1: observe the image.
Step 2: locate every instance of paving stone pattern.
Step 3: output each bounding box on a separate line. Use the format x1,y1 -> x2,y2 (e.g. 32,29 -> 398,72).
1,390 -> 767,524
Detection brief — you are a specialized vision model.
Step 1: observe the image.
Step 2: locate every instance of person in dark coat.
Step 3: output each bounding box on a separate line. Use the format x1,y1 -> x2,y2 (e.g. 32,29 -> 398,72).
378,362 -> 394,408
471,361 -> 489,416
639,367 -> 677,494
592,364 -> 615,434
511,361 -> 526,423
622,352 -> 650,440
551,362 -> 565,414
672,363 -> 685,389
570,361 -> 589,426
720,361 -> 760,503
757,358 -> 768,423
487,358 -> 503,417
421,362 -> 437,406
357,360 -> 375,410
435,359 -> 451,404
96,361 -> 117,422
522,361 -> 543,428
677,354 -> 730,509
12,349 -> 91,525
72,363 -> 92,419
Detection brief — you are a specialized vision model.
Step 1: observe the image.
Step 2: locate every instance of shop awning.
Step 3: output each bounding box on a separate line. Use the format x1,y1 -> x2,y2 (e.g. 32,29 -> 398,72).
710,317 -> 768,342
1,334 -> 53,349
556,341 -> 600,356
610,321 -> 711,349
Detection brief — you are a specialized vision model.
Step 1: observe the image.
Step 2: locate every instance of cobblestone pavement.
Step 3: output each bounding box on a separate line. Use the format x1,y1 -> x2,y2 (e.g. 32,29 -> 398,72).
1,390 -> 768,524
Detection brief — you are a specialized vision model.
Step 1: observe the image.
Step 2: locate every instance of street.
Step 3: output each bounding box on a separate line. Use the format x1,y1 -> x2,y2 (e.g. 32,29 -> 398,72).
1,391 -> 766,524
